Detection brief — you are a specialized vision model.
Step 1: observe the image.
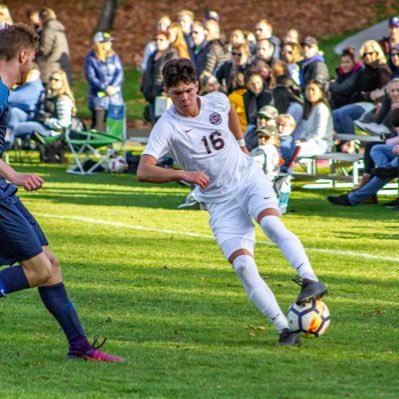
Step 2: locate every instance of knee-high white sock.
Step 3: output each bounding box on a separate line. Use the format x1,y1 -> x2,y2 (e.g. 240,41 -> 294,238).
233,255 -> 289,332
259,215 -> 318,281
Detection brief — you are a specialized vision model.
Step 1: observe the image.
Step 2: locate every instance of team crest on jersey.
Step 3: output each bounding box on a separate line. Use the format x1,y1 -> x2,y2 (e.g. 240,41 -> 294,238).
209,112 -> 222,125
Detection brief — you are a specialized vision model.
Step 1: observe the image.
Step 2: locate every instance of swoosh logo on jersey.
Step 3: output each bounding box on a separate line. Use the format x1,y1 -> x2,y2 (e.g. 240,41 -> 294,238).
185,129 -> 193,133
264,197 -> 271,200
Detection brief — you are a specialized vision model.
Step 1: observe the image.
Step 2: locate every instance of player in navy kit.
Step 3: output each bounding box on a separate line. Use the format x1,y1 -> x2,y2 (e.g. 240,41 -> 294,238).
0,23 -> 123,362
137,58 -> 328,346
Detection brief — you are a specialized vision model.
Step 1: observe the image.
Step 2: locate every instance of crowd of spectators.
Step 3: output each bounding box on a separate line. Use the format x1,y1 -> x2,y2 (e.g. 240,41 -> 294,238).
132,9 -> 399,210
1,3 -> 399,209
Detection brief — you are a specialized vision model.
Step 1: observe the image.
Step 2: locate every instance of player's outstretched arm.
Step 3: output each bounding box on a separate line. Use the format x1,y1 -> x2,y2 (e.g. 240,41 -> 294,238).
137,155 -> 210,190
0,158 -> 44,191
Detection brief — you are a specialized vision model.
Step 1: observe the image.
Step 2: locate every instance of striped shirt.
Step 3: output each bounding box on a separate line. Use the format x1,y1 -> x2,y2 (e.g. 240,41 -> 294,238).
44,95 -> 73,131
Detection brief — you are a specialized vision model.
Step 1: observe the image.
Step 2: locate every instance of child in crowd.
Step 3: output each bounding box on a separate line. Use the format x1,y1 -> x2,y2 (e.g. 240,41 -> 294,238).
250,125 -> 294,214
277,113 -> 298,173
250,125 -> 280,181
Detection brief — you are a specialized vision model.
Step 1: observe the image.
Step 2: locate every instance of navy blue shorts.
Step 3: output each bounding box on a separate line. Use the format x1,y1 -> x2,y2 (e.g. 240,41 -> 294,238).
0,194 -> 48,266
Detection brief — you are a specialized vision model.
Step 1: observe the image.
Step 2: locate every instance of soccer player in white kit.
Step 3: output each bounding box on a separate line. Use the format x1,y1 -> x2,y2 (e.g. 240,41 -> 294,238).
137,58 -> 327,346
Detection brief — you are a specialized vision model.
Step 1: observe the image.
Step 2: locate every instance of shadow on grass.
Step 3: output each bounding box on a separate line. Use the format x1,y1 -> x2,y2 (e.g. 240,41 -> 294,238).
13,164 -> 399,219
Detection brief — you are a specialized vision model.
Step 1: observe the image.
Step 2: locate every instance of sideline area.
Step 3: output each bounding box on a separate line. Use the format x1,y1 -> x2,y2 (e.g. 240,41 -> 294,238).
334,19 -> 388,53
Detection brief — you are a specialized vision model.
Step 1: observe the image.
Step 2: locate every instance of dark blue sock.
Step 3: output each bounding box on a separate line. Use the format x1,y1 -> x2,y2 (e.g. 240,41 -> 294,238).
38,283 -> 86,343
0,265 -> 30,295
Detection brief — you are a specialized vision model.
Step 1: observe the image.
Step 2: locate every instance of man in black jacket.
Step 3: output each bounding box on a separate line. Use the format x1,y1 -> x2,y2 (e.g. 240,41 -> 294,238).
202,19 -> 229,76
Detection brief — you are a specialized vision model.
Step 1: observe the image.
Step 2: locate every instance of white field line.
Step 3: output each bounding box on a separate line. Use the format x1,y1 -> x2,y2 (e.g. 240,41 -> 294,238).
34,213 -> 399,263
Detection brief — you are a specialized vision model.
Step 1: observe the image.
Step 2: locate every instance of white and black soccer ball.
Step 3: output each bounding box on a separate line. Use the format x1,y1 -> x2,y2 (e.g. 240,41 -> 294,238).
287,298 -> 331,337
108,156 -> 128,173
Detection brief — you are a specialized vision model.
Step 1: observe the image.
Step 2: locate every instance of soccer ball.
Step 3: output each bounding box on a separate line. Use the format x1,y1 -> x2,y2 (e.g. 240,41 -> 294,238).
287,298 -> 331,337
108,156 -> 127,173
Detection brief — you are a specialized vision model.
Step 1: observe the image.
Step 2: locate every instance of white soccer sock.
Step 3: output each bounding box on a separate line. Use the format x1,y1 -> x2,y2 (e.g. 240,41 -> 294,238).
233,255 -> 289,332
259,215 -> 318,281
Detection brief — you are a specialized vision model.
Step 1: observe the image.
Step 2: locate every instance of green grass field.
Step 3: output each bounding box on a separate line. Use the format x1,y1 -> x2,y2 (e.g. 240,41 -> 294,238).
1,163 -> 398,398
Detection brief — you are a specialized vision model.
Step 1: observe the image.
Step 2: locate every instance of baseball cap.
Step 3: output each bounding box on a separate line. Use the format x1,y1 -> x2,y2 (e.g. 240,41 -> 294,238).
93,31 -> 113,43
258,105 -> 278,119
301,36 -> 318,47
205,9 -> 220,22
389,16 -> 399,28
256,126 -> 277,137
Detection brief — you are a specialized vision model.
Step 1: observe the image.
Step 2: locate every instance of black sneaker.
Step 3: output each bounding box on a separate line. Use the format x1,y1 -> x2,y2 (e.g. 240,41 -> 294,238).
278,329 -> 300,346
294,277 -> 328,305
384,197 -> 399,208
327,194 -> 351,206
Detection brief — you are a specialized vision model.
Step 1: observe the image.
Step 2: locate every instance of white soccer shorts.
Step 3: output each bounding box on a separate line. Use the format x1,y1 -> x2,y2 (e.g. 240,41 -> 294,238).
207,170 -> 278,260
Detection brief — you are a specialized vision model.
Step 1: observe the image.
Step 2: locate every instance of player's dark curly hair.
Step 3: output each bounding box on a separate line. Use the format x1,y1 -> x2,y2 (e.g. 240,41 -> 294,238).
162,58 -> 197,89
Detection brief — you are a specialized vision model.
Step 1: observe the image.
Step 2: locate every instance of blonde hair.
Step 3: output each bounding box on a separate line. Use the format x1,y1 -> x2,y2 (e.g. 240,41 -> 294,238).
277,113 -> 296,130
168,22 -> 189,58
49,70 -> 77,115
284,28 -> 300,44
94,41 -> 114,62
257,18 -> 273,31
282,42 -> 303,63
0,4 -> 12,24
177,9 -> 194,20
230,29 -> 245,45
39,8 -> 56,25
359,40 -> 387,64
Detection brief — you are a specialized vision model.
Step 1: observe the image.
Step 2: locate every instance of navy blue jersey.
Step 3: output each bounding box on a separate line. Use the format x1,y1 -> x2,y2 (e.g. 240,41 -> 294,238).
0,79 -> 9,155
0,79 -> 17,199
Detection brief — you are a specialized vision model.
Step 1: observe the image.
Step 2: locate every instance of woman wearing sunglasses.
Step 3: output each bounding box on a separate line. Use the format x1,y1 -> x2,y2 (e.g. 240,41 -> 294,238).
216,43 -> 251,94
11,70 -> 75,144
280,42 -> 303,87
333,40 -> 390,135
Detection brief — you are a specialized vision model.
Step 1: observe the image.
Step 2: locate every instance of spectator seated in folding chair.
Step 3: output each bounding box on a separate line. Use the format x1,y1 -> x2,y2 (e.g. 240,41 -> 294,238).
12,70 -> 74,163
66,102 -> 126,174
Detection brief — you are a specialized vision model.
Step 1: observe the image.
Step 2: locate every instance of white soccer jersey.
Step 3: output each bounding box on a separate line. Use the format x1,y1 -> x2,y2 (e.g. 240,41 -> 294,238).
142,92 -> 258,203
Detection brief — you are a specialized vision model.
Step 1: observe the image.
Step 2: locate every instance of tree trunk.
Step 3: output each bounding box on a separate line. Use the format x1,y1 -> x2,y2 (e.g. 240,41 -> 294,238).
96,0 -> 118,33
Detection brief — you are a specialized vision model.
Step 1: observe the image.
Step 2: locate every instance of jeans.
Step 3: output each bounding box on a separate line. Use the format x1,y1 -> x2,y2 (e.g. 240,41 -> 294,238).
370,144 -> 398,168
244,124 -> 258,152
7,107 -> 30,131
348,176 -> 390,204
333,104 -> 365,134
279,135 -> 296,172
12,121 -> 52,141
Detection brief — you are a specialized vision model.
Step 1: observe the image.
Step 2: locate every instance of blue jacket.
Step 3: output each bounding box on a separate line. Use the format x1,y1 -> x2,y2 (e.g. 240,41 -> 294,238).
8,78 -> 44,118
189,41 -> 209,77
84,49 -> 124,109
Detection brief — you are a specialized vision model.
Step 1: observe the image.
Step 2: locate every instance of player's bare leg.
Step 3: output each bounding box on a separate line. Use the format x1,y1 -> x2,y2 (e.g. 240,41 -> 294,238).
256,208 -> 327,304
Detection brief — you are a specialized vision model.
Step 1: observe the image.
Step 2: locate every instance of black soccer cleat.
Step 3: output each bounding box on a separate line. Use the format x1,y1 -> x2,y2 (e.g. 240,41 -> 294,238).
293,277 -> 328,305
278,329 -> 300,346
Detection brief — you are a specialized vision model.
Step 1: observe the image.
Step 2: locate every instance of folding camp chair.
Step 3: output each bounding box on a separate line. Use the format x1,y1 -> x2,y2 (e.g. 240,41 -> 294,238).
33,130 -> 65,163
66,103 -> 126,175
